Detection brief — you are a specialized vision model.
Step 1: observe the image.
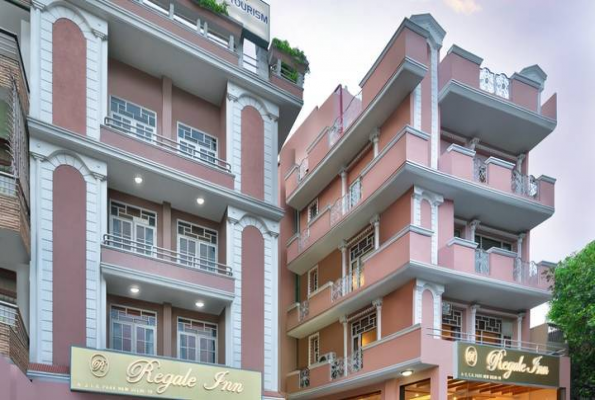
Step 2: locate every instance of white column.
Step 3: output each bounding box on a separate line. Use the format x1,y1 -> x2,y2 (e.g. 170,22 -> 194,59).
225,92 -> 238,178
468,219 -> 481,241
29,153 -> 42,362
225,216 -> 237,367
93,173 -> 105,349
370,215 -> 380,250
515,153 -> 526,173
340,316 -> 348,377
269,232 -> 279,391
29,2 -> 42,119
517,312 -> 525,349
373,299 -> 383,341
369,129 -> 380,158
517,233 -> 526,259
99,275 -> 107,348
339,241 -> 347,279
340,169 -> 348,212
430,45 -> 439,169
470,305 -> 480,342
269,115 -> 279,206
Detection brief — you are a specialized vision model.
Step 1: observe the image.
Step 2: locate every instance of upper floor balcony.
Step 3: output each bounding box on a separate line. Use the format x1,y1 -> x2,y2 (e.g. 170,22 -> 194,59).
0,29 -> 30,264
284,19 -> 429,210
0,300 -> 29,374
439,45 -> 557,154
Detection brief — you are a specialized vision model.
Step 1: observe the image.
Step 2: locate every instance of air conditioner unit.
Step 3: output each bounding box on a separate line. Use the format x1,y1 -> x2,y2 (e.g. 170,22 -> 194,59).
318,352 -> 336,363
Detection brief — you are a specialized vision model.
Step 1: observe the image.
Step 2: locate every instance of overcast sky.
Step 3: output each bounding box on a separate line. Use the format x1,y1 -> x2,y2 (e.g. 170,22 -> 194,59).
269,0 -> 595,325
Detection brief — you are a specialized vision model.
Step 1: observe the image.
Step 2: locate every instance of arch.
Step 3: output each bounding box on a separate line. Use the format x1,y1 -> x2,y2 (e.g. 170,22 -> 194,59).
414,280 -> 444,333
236,214 -> 271,236
241,106 -> 264,199
420,198 -> 432,230
44,2 -> 94,40
236,94 -> 272,119
45,151 -> 95,182
52,18 -> 87,135
52,164 -> 87,366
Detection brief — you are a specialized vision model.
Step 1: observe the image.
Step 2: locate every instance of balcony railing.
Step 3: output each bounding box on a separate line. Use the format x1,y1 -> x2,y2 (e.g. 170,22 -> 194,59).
330,264 -> 364,302
103,234 -> 233,277
474,249 -> 489,275
298,368 -> 310,389
479,67 -> 510,99
297,300 -> 309,322
104,117 -> 232,173
473,158 -> 487,183
512,170 -> 539,198
0,300 -> 29,373
425,327 -> 566,355
514,259 -> 544,286
330,348 -> 363,380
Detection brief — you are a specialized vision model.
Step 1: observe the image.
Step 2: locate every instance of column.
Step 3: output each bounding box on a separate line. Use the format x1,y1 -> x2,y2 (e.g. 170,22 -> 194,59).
517,233 -> 526,259
373,298 -> 383,340
369,129 -> 380,158
99,275 -> 107,348
163,303 -> 172,357
340,169 -> 347,212
517,312 -> 525,349
469,304 -> 480,342
162,202 -> 172,253
371,215 -> 380,250
515,153 -> 526,173
468,219 -> 481,241
339,240 -> 347,280
340,316 -> 348,377
93,172 -> 106,349
162,77 -> 173,139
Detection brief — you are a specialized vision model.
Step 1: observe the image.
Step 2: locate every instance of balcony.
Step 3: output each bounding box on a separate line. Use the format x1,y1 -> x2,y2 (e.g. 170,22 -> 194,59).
439,45 -> 556,154
0,29 -> 30,264
285,19 -> 429,209
287,125 -> 430,273
101,234 -> 234,313
287,224 -> 432,338
101,117 -> 234,189
0,300 -> 29,374
439,143 -> 555,208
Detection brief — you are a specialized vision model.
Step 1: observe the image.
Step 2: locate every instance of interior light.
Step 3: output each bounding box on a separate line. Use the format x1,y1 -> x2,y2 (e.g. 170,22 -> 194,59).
134,176 -> 143,184
129,286 -> 140,294
401,369 -> 413,377
195,301 -> 205,308
196,197 -> 205,205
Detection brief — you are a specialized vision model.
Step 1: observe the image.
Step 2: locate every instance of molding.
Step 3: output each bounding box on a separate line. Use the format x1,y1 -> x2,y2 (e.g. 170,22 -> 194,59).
448,44 -> 483,66
447,237 -> 478,249
485,156 -> 515,170
446,143 -> 476,157
27,370 -> 70,383
410,13 -> 446,49
539,260 -> 557,268
362,324 -> 421,350
511,72 -> 543,90
308,281 -> 333,299
287,302 -> 300,313
538,175 -> 556,184
486,247 -> 518,258
306,204 -> 331,228
518,65 -> 547,90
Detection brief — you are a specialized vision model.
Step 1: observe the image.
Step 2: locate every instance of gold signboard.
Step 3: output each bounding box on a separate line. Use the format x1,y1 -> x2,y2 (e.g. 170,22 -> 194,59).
454,342 -> 560,387
70,347 -> 262,399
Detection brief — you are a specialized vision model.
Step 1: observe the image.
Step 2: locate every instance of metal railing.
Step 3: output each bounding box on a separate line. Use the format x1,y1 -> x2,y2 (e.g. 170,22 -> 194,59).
329,187 -> 362,226
298,368 -> 310,388
297,158 -> 308,182
103,233 -> 233,277
479,67 -> 510,99
0,300 -> 29,373
514,258 -> 542,286
474,249 -> 489,275
512,170 -> 539,198
132,0 -> 236,52
297,228 -> 310,252
330,348 -> 363,380
104,117 -> 232,173
331,264 -> 364,302
473,158 -> 487,183
425,327 -> 566,355
298,300 -> 309,322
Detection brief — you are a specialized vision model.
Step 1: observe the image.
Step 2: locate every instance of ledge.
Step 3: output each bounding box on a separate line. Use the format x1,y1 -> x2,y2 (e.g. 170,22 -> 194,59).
485,156 -> 515,170
538,175 -> 557,184
447,237 -> 478,249
446,143 -> 476,157
447,44 -> 483,66
486,247 -> 518,258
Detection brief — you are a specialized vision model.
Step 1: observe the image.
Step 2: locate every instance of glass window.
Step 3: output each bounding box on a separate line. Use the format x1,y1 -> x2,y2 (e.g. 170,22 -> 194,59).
177,221 -> 218,272
177,123 -> 218,165
109,201 -> 156,255
349,229 -> 374,290
109,96 -> 156,141
308,266 -> 318,295
349,179 -> 362,208
308,334 -> 320,365
475,234 -> 513,252
442,305 -> 463,340
307,200 -> 319,222
110,305 -> 157,355
177,317 -> 217,364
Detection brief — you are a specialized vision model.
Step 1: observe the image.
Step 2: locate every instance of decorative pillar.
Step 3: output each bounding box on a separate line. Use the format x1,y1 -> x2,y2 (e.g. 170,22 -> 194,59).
466,137 -> 480,151
517,312 -> 525,349
340,316 -> 348,377
339,241 -> 347,295
515,153 -> 526,173
470,304 -> 480,342
163,303 -> 172,357
371,214 -> 380,250
517,232 -> 526,259
373,299 -> 383,340
468,219 -> 481,242
340,168 -> 348,212
369,129 -> 380,158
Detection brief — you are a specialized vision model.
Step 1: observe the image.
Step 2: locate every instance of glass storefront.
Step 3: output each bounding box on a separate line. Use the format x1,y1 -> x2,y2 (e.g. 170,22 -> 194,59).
400,378 -> 559,399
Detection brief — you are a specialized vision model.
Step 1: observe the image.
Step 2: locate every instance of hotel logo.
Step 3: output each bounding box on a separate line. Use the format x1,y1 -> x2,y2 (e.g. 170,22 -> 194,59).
464,346 -> 478,367
89,353 -> 109,377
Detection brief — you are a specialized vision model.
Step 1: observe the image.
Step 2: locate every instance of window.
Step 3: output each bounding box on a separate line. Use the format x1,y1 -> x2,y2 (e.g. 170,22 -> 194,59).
475,314 -> 512,346
348,179 -> 362,209
475,234 -> 513,252
177,123 -> 218,165
177,221 -> 218,271
110,201 -> 156,255
110,305 -> 157,355
454,228 -> 462,238
441,304 -> 462,340
351,311 -> 377,353
177,317 -> 217,364
307,199 -> 319,222
307,266 -> 319,296
348,229 -> 374,290
308,333 -> 320,366
293,209 -> 300,235
110,96 -> 156,141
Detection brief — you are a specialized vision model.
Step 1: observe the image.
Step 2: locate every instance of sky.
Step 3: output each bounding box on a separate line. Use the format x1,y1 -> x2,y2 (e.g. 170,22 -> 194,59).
267,0 -> 595,325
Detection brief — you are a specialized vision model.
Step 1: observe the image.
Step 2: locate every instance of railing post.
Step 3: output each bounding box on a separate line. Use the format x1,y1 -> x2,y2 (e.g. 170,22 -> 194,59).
203,21 -> 208,37
228,34 -> 234,52
168,3 -> 174,19
517,313 -> 525,349
373,298 -> 382,341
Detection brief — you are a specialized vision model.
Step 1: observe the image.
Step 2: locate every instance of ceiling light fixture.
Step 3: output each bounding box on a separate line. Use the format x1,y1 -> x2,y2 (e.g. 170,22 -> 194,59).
129,286 -> 140,294
196,197 -> 205,205
195,301 -> 205,308
401,369 -> 413,377
134,175 -> 143,184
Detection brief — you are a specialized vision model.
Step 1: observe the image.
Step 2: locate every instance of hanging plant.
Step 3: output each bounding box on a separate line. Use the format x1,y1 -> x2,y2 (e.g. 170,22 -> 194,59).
271,38 -> 310,74
192,0 -> 229,16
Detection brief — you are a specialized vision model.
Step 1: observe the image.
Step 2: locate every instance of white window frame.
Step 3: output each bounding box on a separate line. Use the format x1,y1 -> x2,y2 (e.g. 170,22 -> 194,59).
109,304 -> 157,355
109,95 -> 157,142
307,199 -> 319,223
177,317 -> 218,364
308,333 -> 320,367
109,200 -> 157,255
307,265 -> 319,296
176,220 -> 218,269
176,122 -> 219,165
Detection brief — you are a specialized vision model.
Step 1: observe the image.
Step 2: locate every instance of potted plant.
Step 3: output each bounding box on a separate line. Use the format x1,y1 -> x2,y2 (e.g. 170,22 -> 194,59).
269,38 -> 310,84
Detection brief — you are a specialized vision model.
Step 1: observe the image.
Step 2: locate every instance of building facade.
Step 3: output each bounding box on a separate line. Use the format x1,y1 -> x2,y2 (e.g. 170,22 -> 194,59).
0,0 -> 304,399
279,14 -> 570,400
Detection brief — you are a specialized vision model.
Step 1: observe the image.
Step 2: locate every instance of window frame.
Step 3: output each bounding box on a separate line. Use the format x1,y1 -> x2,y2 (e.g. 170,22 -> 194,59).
307,199 -> 319,223
109,304 -> 157,355
109,200 -> 158,255
307,265 -> 319,296
475,233 -> 513,252
176,121 -> 219,165
109,95 -> 157,142
308,332 -> 320,367
176,220 -> 219,269
176,317 -> 218,364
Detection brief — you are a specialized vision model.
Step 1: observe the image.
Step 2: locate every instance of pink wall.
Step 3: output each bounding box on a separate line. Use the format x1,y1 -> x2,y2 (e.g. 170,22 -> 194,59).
438,51 -> 480,91
382,281 -> 414,335
52,166 -> 86,366
241,107 -> 265,200
241,226 -> 264,372
52,19 -> 86,135
438,200 -> 454,258
511,78 -> 539,112
420,199 -> 431,230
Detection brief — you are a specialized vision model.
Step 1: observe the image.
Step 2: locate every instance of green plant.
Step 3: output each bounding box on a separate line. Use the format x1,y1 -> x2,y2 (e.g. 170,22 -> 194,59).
192,0 -> 229,16
272,38 -> 310,74
547,241 -> 595,398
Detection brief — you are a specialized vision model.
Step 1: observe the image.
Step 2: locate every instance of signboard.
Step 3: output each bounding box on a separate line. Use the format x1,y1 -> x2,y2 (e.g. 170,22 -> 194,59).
70,347 -> 262,399
224,0 -> 270,47
454,342 -> 560,387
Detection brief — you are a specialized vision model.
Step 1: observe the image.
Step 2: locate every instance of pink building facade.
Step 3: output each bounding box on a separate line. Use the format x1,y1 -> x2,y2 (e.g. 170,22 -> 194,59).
279,14 -> 569,400
0,0 -> 304,399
